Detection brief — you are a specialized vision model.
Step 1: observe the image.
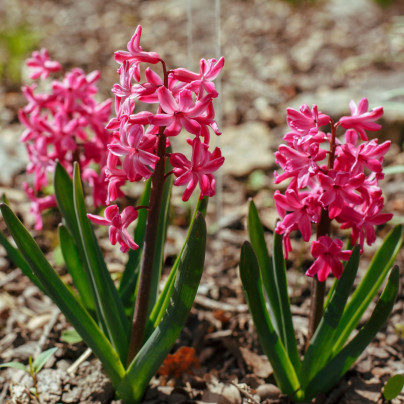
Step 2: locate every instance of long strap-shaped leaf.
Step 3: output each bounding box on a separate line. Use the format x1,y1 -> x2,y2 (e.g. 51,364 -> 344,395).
148,174 -> 173,316
247,200 -> 282,333
116,212 -> 207,404
0,229 -> 45,293
303,266 -> 399,401
300,245 -> 360,387
272,232 -> 301,372
239,241 -> 301,398
332,224 -> 403,354
0,203 -> 125,387
72,163 -> 129,363
54,163 -> 99,320
58,225 -> 96,313
144,196 -> 209,339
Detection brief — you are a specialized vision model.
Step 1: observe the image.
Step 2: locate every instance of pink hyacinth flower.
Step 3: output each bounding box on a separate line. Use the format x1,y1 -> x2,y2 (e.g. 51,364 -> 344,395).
108,123 -> 159,182
151,87 -> 211,137
339,98 -> 383,141
286,104 -> 330,136
338,138 -> 391,176
26,49 -> 62,80
339,196 -> 393,250
318,170 -> 364,219
274,189 -> 321,242
171,57 -> 225,98
306,236 -> 352,281
104,154 -> 126,204
170,137 -> 224,201
274,142 -> 327,189
114,25 -> 160,82
87,205 -> 139,252
23,183 -> 57,230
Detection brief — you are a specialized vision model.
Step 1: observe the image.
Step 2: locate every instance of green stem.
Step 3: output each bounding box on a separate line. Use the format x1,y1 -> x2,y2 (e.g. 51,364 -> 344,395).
306,272 -> 326,348
306,119 -> 336,349
127,61 -> 168,365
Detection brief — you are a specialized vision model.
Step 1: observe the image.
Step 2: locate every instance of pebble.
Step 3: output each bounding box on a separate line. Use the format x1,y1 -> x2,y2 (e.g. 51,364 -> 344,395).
256,383 -> 281,400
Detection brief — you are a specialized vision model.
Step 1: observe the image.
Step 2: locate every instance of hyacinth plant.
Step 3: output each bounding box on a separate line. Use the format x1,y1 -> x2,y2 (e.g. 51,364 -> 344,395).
239,99 -> 403,401
0,26 -> 224,403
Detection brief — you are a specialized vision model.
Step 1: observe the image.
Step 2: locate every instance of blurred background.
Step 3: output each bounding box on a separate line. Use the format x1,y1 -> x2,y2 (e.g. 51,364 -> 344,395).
1,0 -> 404,180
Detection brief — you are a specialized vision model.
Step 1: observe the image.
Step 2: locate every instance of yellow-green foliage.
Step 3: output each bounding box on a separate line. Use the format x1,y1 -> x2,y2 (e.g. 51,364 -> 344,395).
0,23 -> 40,87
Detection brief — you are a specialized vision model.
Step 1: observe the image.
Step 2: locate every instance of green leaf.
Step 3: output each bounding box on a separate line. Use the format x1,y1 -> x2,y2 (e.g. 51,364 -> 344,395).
58,225 -> 95,312
72,163 -> 129,363
304,266 -> 400,401
239,241 -> 301,398
146,174 -> 173,317
61,328 -> 83,344
0,203 -> 125,387
301,246 -> 360,387
54,163 -> 98,320
119,179 -> 151,308
247,200 -> 282,333
384,374 -> 404,400
0,230 -> 45,293
32,347 -> 58,374
145,196 -> 209,339
272,232 -> 300,372
332,224 -> 403,354
0,361 -> 27,372
117,213 -> 207,404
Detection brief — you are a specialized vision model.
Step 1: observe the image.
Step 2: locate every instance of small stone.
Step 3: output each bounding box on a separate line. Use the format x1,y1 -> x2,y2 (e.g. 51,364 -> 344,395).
256,383 -> 281,400
9,383 -> 31,404
37,369 -> 65,403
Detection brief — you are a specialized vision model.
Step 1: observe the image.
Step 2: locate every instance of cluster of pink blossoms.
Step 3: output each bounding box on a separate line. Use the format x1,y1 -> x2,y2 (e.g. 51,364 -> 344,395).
19,49 -> 112,229
274,98 -> 392,281
87,26 -> 224,252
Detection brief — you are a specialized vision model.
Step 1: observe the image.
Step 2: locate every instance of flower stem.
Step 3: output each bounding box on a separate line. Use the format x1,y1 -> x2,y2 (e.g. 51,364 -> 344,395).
306,120 -> 337,348
127,61 -> 168,365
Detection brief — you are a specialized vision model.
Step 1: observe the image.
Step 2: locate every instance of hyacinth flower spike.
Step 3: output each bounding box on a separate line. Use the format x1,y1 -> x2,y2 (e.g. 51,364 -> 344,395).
1,26 -> 224,403
240,99 -> 402,401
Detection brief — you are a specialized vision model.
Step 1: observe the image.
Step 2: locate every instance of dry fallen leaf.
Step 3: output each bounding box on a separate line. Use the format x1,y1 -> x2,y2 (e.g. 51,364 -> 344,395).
239,347 -> 273,378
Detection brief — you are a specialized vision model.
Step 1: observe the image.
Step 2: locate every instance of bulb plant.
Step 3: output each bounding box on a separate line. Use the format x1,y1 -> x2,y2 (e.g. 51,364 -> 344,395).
239,99 -> 403,401
0,26 -> 224,403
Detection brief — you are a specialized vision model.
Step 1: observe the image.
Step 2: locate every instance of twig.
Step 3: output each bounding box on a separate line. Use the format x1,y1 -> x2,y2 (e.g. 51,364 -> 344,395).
229,381 -> 260,404
194,294 -> 248,313
35,308 -> 59,356
66,348 -> 92,376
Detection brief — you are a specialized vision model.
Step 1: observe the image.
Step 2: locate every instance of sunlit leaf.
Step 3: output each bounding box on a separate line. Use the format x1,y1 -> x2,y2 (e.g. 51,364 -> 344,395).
0,361 -> 27,371
239,241 -> 300,397
61,328 -> 83,344
0,203 -> 125,387
332,224 -> 403,354
383,374 -> 404,401
304,266 -> 399,400
32,347 -> 58,374
118,213 -> 206,403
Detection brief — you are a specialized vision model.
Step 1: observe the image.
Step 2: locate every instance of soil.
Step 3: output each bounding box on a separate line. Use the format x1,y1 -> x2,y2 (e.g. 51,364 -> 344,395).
0,0 -> 404,403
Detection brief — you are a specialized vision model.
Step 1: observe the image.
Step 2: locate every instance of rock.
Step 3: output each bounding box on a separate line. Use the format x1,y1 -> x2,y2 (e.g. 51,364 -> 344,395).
0,125 -> 28,185
239,347 -> 273,378
220,122 -> 276,177
256,383 -> 282,400
8,382 -> 31,404
204,375 -> 242,404
37,368 -> 65,403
